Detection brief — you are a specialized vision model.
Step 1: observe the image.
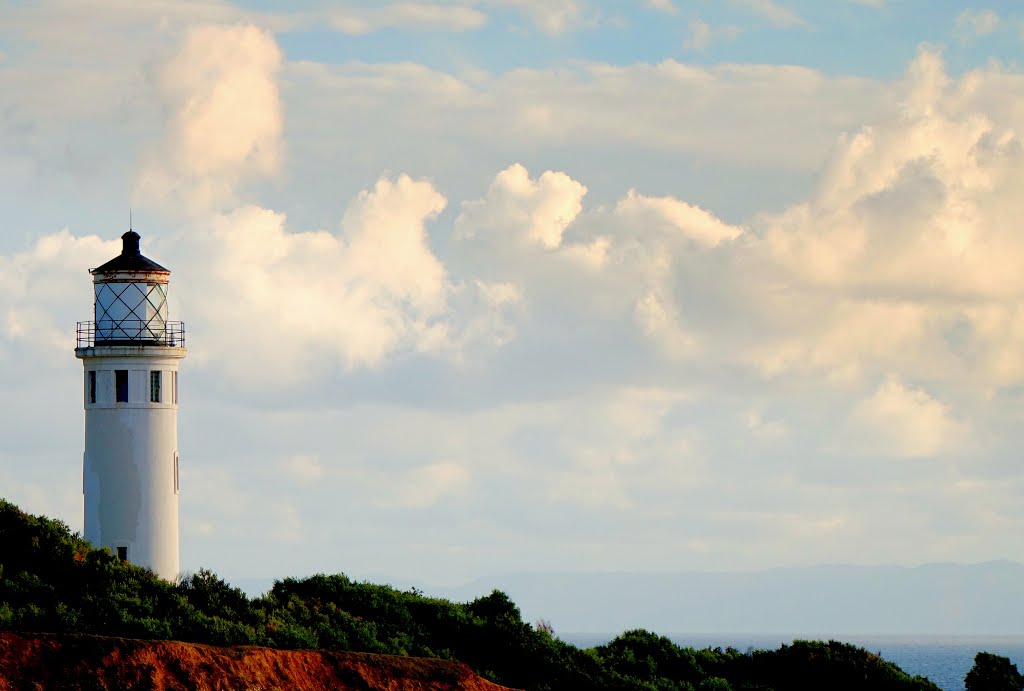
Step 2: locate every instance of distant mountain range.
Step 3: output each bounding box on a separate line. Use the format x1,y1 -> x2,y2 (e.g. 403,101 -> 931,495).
434,562 -> 1024,636
231,561 -> 1024,636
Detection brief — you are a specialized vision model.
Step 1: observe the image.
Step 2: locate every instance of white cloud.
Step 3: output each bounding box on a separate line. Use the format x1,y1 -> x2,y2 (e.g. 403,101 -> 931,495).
130,25 -> 517,384
634,291 -> 698,359
0,230 -> 116,357
839,376 -> 970,458
1,0 -> 491,48
482,0 -> 584,34
747,411 -> 788,442
180,176 -> 448,382
270,503 -> 304,543
454,164 -> 741,361
615,190 -> 743,247
376,461 -> 471,509
954,9 -> 1000,43
444,280 -> 523,361
283,455 -> 325,486
730,0 -> 806,28
456,163 -> 587,250
156,173 -> 518,385
646,0 -> 677,14
327,4 -> 487,34
18,43 -> 1024,402
435,49 -> 1024,400
683,19 -> 741,52
10,11 -> 1024,581
285,59 -> 891,174
688,48 -> 1024,393
134,24 -> 284,214
540,387 -> 702,511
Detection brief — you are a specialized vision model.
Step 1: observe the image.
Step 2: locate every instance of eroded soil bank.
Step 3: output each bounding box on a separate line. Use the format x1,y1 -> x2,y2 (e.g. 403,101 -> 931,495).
0,631 -> 518,691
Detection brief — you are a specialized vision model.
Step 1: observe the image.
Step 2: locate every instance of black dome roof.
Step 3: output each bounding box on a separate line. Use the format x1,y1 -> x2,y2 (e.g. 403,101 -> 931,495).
91,231 -> 169,274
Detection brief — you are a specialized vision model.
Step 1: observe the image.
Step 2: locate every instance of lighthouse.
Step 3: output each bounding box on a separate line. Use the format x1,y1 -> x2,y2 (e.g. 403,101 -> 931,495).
75,230 -> 186,580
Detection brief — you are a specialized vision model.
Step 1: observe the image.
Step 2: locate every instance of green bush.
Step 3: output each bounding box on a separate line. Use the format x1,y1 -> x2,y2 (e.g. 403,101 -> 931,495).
965,652 -> 1024,691
0,498 -> 943,691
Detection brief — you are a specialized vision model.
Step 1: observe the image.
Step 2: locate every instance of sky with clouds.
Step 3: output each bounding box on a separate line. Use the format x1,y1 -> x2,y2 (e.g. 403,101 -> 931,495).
4,0 -> 1024,588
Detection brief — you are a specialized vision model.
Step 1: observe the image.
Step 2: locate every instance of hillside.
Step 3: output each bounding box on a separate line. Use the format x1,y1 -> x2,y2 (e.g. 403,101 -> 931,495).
0,499 -> 943,691
0,631 -> 511,691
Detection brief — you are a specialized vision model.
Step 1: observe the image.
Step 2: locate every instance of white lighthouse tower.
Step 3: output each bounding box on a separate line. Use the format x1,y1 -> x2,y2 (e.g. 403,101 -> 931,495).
75,230 -> 186,580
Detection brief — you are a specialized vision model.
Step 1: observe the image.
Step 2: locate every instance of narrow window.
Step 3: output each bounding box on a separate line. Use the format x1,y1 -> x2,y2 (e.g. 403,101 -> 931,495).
115,370 -> 128,403
172,371 -> 178,404
150,370 -> 162,403
174,452 -> 179,495
87,371 -> 96,404
116,546 -> 128,561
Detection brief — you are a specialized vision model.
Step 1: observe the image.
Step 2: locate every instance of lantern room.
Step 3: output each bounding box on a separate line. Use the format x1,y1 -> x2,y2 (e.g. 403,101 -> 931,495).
77,231 -> 184,347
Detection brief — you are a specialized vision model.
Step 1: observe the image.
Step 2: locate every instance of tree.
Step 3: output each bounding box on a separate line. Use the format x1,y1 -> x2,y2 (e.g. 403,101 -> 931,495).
965,652 -> 1024,691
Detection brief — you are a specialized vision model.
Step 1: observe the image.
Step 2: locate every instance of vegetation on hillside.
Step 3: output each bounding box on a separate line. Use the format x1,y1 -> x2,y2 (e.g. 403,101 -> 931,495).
965,652 -> 1024,691
0,499 -> 946,690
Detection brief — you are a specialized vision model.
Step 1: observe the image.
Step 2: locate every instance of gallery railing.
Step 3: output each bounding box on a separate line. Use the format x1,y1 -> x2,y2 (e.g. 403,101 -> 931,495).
76,320 -> 186,348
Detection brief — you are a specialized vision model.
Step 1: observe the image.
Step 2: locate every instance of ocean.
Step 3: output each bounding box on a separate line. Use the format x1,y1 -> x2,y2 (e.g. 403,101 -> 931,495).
559,634 -> 1024,691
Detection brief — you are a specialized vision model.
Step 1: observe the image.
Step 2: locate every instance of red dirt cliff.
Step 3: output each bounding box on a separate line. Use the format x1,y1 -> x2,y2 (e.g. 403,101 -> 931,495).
0,632 -> 519,691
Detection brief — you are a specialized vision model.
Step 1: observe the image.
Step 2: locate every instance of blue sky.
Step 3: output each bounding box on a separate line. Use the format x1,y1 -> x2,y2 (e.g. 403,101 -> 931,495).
263,1 -> 1021,77
4,0 -> 1024,599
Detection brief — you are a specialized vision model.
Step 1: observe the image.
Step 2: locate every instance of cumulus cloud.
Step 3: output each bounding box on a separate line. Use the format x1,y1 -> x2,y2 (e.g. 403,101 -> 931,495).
456,163 -> 742,271
134,24 -> 284,214
179,176 -> 447,382
160,173 -> 519,385
131,25 -> 518,384
0,230 -> 116,358
438,48 -> 1024,399
456,163 -> 587,250
838,377 -> 970,458
634,291 -> 698,360
615,190 -> 743,247
11,15 -> 1024,579
733,48 -> 1024,389
454,164 -> 741,361
21,42 -> 1024,402
0,24 -> 529,390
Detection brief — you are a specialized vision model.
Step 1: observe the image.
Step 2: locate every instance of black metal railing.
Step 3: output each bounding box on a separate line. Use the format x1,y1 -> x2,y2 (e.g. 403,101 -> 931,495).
76,320 -> 186,348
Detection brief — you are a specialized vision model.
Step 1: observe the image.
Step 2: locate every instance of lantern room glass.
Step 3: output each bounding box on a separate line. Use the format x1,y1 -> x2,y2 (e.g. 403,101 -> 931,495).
94,282 -> 168,343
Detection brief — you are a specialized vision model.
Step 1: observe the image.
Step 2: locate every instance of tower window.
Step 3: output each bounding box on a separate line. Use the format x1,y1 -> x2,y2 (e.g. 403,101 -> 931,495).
150,371 -> 162,403
115,370 -> 128,402
172,371 -> 178,404
117,546 -> 128,561
174,452 -> 179,495
87,371 -> 96,404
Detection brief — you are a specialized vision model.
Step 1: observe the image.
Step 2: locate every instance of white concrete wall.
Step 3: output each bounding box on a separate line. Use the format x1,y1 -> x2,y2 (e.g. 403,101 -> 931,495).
80,348 -> 185,581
